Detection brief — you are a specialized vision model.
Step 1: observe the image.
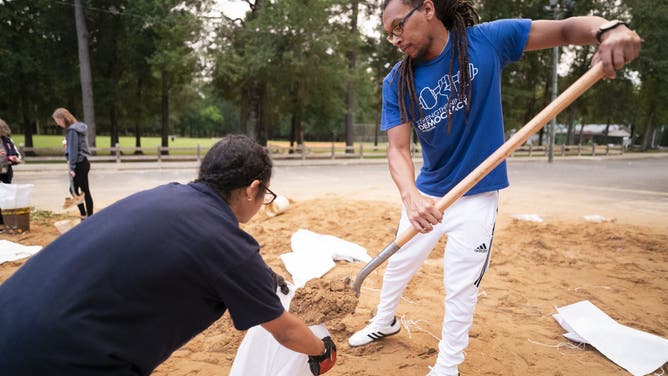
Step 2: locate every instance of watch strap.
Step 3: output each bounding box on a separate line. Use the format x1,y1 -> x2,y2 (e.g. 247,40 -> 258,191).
596,20 -> 628,43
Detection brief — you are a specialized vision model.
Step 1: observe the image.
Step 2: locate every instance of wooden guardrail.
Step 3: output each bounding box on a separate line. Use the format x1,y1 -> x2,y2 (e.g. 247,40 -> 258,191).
17,142 -> 622,163
509,143 -> 624,157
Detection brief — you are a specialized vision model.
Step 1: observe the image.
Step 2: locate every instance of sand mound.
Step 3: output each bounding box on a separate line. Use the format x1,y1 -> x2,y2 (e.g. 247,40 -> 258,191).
290,277 -> 359,325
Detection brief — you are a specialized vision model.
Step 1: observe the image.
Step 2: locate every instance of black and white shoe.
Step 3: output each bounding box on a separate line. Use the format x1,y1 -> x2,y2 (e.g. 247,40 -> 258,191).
348,316 -> 401,347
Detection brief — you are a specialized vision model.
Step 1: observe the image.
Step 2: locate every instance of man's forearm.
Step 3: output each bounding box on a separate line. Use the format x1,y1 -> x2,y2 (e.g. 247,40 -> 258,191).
560,16 -> 608,45
388,145 -> 419,201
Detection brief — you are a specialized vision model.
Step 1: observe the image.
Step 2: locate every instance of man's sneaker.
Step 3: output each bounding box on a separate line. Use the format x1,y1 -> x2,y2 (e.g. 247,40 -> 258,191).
348,316 -> 401,347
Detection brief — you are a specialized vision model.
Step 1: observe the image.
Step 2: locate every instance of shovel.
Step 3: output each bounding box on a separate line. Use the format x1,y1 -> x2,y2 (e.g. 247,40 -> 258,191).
352,62 -> 606,296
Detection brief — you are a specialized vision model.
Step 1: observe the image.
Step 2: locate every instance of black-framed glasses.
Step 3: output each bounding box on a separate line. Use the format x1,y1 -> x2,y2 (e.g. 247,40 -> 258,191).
386,2 -> 423,43
261,183 -> 277,205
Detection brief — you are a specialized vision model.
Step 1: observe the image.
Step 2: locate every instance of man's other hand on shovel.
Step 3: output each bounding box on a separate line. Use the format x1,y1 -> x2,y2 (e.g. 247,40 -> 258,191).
404,190 -> 443,233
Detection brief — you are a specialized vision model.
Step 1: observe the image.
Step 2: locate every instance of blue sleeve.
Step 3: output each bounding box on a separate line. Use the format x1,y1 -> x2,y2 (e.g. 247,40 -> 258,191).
477,19 -> 531,68
217,252 -> 284,330
66,129 -> 78,169
380,64 -> 403,131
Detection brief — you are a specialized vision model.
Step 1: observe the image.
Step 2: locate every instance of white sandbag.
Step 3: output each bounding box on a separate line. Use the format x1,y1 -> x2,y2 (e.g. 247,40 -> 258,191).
281,229 -> 371,288
0,183 -> 34,209
552,313 -> 588,344
280,251 -> 335,288
554,300 -> 668,375
511,213 -> 544,222
290,229 -> 371,263
0,240 -> 42,264
230,284 -> 331,376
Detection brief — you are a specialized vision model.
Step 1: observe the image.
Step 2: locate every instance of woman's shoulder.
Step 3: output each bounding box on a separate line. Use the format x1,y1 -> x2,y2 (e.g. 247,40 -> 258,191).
68,122 -> 89,133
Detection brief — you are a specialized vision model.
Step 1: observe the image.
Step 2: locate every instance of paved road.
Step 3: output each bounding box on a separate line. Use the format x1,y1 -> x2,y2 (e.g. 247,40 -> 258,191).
9,154 -> 668,231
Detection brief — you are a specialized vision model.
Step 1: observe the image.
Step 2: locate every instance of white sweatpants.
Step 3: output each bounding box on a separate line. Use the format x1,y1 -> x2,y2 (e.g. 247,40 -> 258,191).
373,191 -> 498,376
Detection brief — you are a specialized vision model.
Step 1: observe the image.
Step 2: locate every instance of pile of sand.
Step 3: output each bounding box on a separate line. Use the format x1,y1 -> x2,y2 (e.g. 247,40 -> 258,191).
290,277 -> 359,325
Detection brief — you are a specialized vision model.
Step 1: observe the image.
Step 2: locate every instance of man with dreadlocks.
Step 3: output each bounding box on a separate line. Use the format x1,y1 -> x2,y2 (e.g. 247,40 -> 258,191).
348,0 -> 641,375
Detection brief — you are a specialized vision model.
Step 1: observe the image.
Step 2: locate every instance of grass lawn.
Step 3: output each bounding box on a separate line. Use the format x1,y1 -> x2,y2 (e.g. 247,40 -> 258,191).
9,135 -> 223,149
10,135 -> 390,151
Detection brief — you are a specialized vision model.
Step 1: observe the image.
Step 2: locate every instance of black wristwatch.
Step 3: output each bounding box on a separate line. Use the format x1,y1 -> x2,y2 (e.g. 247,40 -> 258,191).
596,20 -> 628,43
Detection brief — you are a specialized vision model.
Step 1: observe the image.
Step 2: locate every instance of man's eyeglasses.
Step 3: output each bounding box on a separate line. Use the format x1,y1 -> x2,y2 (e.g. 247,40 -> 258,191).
261,183 -> 277,205
386,2 -> 423,43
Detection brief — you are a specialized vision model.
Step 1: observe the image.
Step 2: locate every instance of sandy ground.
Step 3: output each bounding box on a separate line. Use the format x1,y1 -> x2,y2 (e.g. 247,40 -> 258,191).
1,157 -> 667,375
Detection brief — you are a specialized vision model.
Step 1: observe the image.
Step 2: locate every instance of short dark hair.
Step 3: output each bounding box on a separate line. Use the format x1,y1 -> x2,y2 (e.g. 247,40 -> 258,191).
196,134 -> 272,200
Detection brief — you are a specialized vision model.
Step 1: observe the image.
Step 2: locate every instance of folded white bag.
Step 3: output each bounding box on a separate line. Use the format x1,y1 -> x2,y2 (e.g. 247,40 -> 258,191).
281,229 -> 371,288
290,229 -> 371,263
0,240 -> 42,264
554,300 -> 668,376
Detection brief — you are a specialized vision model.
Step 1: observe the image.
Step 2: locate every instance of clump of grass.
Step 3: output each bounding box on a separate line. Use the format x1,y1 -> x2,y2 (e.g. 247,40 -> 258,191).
30,208 -> 69,225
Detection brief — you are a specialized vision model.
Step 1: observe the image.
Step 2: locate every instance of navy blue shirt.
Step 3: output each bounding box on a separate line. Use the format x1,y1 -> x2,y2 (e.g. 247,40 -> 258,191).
0,182 -> 284,375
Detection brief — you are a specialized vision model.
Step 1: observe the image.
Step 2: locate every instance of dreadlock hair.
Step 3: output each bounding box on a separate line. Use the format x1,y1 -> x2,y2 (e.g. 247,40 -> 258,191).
384,0 -> 479,133
195,134 -> 272,202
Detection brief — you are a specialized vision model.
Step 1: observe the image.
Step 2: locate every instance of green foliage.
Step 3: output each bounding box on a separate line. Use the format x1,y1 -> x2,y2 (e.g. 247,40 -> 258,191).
0,0 -> 663,148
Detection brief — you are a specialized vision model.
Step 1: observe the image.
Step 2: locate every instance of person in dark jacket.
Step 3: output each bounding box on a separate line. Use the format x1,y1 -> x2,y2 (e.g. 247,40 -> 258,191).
0,134 -> 336,376
0,118 -> 22,232
53,107 -> 94,219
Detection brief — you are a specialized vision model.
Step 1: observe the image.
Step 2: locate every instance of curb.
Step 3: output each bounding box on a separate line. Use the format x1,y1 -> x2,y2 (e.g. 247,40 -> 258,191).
12,152 -> 667,172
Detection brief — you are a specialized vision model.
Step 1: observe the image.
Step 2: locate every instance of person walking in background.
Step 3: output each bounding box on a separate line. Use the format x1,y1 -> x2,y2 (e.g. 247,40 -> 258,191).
347,1 -> 641,375
52,107 -> 94,220
0,118 -> 22,232
0,134 -> 337,376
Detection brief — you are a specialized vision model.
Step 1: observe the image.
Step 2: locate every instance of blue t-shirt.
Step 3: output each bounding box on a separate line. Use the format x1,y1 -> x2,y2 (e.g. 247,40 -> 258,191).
382,19 -> 531,197
0,182 -> 284,375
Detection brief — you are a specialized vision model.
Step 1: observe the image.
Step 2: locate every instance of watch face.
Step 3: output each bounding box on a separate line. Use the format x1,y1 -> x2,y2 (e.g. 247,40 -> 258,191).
601,20 -> 622,31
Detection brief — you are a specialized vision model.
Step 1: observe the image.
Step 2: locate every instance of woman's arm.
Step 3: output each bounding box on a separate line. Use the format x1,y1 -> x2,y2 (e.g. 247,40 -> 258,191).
65,129 -> 79,171
260,311 -> 326,355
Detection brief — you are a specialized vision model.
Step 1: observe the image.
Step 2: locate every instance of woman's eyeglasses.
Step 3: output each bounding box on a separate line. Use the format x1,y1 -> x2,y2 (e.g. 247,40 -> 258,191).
261,184 -> 277,205
386,2 -> 423,43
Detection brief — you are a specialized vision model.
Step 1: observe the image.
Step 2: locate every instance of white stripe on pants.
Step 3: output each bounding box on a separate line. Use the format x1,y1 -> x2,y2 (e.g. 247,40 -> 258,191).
373,191 -> 498,376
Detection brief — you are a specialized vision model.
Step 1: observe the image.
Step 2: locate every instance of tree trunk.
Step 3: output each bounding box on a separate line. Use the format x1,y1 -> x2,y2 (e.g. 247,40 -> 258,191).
604,118 -> 611,145
538,77 -> 551,146
107,19 -> 120,151
19,72 -> 34,152
134,78 -> 143,154
258,83 -> 268,147
74,0 -> 96,148
344,0 -> 359,153
160,68 -> 169,155
110,107 -> 119,155
566,105 -> 577,145
289,112 -> 297,154
642,109 -> 655,151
